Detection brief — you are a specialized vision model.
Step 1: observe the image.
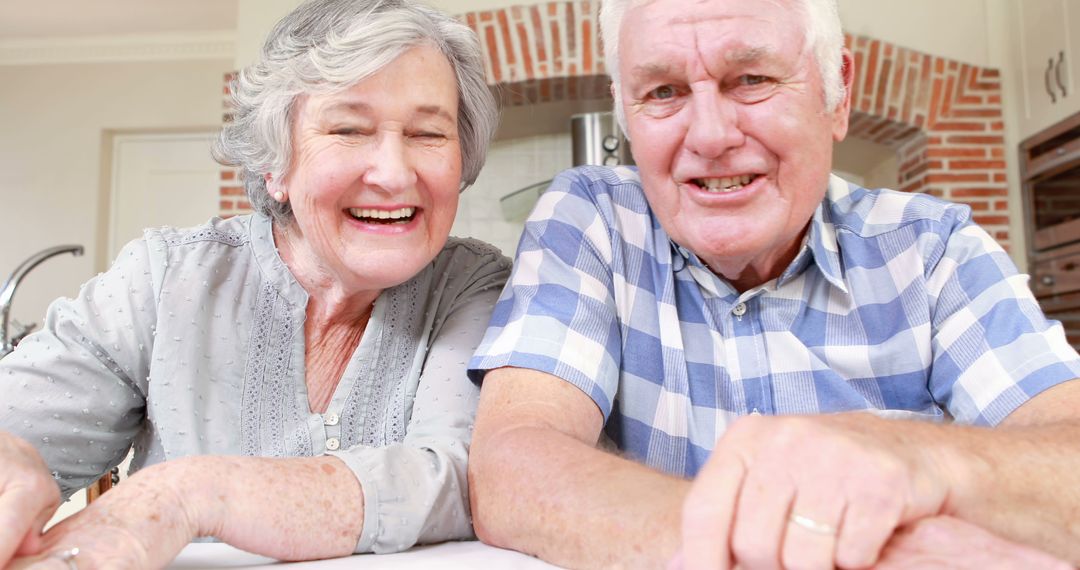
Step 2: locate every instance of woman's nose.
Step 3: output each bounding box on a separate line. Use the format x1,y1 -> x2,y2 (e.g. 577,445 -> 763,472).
362,133 -> 417,192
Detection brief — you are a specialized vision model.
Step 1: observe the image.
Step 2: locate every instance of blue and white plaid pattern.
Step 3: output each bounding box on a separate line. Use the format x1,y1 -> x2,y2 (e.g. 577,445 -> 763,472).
469,166 -> 1080,477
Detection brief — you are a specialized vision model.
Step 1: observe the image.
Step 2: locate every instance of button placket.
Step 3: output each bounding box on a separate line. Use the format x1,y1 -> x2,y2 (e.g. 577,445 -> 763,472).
323,410 -> 342,452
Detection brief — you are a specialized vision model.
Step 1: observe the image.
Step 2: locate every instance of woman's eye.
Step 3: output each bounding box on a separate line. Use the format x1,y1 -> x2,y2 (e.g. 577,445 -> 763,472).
649,85 -> 678,100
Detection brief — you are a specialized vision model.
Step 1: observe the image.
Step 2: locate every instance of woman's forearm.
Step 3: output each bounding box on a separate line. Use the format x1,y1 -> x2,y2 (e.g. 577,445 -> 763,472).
171,455 -> 364,560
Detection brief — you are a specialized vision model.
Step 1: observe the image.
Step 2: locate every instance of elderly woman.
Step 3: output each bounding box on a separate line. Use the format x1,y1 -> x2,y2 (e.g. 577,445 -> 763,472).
0,0 -> 505,567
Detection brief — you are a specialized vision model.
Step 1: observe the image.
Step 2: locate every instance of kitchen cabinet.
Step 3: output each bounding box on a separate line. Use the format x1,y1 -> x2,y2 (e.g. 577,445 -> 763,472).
1021,109 -> 1080,347
1016,0 -> 1080,139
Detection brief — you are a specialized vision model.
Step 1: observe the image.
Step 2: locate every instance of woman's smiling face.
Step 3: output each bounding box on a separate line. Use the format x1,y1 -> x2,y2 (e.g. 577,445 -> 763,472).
273,44 -> 462,293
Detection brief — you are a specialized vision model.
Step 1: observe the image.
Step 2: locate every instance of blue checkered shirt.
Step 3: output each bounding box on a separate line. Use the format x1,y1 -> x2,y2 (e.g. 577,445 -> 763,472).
468,166 -> 1080,477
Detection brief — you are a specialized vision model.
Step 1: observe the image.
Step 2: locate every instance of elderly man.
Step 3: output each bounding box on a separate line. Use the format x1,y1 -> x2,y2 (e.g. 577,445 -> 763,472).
468,0 -> 1080,567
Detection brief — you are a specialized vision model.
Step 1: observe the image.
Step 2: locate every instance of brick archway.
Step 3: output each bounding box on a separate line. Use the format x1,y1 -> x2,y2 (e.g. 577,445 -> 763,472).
219,1 -> 1009,248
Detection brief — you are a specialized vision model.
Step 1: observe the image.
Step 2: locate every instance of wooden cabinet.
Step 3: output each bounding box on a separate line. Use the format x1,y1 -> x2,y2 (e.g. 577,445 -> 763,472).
1022,110 -> 1080,347
1017,0 -> 1080,139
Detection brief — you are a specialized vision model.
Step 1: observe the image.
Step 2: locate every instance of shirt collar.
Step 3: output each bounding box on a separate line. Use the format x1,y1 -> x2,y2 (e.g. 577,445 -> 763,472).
250,212 -> 309,306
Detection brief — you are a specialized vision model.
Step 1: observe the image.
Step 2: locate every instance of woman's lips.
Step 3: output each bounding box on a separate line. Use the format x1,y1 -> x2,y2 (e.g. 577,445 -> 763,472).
343,207 -> 422,234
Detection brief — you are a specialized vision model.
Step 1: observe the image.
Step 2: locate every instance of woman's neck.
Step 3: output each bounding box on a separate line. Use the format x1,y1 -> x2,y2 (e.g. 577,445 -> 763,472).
273,220 -> 378,413
273,221 -> 380,325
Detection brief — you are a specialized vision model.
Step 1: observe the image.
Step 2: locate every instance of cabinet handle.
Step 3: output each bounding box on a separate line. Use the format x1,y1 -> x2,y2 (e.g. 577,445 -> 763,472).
1042,274 -> 1056,287
1056,50 -> 1068,98
1047,58 -> 1059,103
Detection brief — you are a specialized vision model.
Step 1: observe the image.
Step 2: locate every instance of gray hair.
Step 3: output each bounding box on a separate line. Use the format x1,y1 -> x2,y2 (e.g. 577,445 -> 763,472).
213,0 -> 498,222
599,0 -> 845,132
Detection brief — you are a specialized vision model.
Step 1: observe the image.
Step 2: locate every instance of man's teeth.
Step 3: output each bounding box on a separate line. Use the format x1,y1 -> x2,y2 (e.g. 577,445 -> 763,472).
348,207 -> 416,221
698,175 -> 756,193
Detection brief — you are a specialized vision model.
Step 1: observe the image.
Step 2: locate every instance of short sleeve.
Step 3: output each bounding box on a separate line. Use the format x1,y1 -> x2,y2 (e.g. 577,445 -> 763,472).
469,169 -> 624,419
927,209 -> 1080,425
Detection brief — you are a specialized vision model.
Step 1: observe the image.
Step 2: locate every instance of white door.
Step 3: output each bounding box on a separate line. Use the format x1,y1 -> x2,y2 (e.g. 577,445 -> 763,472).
108,132 -> 221,260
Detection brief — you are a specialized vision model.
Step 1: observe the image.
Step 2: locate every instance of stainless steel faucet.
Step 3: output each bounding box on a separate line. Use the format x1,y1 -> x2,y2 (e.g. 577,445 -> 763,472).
0,245 -> 84,358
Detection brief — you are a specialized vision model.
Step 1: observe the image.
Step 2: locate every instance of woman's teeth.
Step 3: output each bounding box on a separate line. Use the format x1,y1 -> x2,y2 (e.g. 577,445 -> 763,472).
697,175 -> 756,193
348,207 -> 416,223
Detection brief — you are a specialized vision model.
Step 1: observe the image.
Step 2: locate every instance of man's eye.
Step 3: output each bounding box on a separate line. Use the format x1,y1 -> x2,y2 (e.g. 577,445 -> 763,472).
739,75 -> 770,86
649,85 -> 678,100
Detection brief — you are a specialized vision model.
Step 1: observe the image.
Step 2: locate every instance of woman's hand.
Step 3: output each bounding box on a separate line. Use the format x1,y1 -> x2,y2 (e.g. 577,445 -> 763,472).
7,459 -> 202,570
8,455 -> 364,568
0,431 -> 60,566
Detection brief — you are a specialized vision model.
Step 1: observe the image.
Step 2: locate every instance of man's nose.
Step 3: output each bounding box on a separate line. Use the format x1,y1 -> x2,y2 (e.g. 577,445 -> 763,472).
684,89 -> 745,159
362,133 -> 417,192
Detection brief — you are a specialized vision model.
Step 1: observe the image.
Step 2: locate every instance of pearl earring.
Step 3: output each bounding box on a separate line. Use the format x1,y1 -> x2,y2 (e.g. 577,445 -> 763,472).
273,191 -> 286,202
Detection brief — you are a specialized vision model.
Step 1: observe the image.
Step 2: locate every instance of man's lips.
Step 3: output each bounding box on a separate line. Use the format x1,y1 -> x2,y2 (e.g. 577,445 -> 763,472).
688,174 -> 763,193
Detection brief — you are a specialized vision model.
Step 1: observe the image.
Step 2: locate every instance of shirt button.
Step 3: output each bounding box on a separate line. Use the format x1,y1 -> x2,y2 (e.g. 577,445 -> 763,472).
732,302 -> 747,317
324,413 -> 340,426
325,437 -> 340,451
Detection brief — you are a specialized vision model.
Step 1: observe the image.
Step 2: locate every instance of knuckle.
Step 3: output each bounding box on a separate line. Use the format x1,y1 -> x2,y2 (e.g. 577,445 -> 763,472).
781,549 -> 832,570
835,543 -> 879,570
730,532 -> 776,569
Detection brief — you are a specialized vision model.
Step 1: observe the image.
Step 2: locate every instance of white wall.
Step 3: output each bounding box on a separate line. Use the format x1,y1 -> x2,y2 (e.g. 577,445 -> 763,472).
0,59 -> 232,329
838,0 -> 992,67
453,133 -> 573,254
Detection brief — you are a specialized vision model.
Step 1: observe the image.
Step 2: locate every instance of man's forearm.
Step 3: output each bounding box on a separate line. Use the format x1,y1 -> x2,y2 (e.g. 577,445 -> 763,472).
470,425 -> 689,569
939,418 -> 1080,562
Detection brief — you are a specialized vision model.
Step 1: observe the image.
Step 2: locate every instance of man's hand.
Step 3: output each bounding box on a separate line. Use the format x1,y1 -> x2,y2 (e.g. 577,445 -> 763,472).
0,431 -> 61,566
875,516 -> 1071,569
679,414 -> 954,570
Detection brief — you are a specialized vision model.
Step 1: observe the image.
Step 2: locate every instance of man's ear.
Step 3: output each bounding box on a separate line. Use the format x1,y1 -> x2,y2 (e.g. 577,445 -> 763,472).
832,48 -> 855,142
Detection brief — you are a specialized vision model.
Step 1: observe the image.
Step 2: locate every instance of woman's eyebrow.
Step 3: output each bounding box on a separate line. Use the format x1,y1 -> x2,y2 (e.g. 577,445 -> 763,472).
415,105 -> 455,123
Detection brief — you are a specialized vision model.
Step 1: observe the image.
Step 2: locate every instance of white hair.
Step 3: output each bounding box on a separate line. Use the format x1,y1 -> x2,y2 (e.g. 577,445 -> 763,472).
599,0 -> 845,132
213,0 -> 498,223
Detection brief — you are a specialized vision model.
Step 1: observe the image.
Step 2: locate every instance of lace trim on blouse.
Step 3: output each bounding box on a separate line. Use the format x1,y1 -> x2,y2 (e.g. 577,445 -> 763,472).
162,226 -> 248,248
241,281 -> 306,457
342,279 -> 422,448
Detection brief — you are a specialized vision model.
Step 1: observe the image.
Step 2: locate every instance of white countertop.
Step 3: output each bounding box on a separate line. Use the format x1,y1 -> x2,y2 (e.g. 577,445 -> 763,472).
169,541 -> 561,569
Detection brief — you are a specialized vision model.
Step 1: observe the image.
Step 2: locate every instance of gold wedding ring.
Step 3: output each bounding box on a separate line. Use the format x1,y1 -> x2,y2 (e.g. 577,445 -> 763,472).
788,513 -> 837,535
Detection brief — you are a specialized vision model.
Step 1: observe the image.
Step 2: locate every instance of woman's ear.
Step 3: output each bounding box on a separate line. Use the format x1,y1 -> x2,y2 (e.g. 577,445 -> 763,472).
265,173 -> 287,203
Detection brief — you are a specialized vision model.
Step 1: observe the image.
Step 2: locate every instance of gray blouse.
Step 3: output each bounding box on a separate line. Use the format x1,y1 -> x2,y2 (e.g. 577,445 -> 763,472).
0,213 -> 511,554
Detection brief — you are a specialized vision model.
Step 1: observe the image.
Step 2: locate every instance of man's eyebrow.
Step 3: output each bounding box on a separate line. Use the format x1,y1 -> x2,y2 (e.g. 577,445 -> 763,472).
725,46 -> 774,65
629,62 -> 672,80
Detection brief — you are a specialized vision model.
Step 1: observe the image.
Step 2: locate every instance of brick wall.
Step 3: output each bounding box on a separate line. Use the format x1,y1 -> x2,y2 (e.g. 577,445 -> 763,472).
845,36 -> 1009,248
217,0 -> 1011,252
